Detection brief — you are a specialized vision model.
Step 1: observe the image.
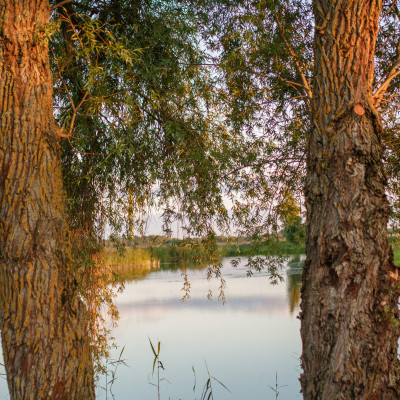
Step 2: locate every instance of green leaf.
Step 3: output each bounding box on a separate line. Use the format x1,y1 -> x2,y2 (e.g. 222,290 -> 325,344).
152,356 -> 157,374
149,337 -> 157,357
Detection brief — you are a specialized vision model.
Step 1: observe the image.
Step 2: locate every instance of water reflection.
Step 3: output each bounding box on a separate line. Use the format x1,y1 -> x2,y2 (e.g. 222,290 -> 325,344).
112,261 -> 160,282
113,259 -> 208,283
113,254 -> 305,325
286,254 -> 304,313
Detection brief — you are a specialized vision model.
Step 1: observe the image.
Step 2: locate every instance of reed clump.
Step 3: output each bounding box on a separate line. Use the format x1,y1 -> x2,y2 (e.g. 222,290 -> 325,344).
103,247 -> 160,282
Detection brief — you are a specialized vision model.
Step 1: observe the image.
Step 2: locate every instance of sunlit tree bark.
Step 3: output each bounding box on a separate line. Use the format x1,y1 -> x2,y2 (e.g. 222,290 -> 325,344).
0,1 -> 95,398
301,1 -> 400,398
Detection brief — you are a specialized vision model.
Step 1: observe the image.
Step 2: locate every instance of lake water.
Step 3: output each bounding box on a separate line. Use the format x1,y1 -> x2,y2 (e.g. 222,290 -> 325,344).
0,256 -> 303,400
97,256 -> 303,400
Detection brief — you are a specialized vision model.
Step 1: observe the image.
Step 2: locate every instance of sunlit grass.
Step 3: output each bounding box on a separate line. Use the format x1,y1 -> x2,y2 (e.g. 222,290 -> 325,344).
103,247 -> 160,282
103,247 -> 154,266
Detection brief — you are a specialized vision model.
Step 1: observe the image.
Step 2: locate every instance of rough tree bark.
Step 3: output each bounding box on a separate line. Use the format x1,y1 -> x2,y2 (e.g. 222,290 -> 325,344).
301,1 -> 400,399
0,1 -> 95,398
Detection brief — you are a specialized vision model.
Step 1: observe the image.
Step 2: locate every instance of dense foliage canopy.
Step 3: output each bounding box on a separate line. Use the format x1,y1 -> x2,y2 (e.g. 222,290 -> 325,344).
50,0 -> 313,246
52,0 -> 400,244
47,2 -> 400,354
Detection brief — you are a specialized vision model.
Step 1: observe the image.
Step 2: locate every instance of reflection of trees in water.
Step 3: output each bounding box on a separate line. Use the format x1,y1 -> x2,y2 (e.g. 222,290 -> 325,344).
286,255 -> 304,313
160,259 -> 209,272
113,258 -> 209,284
112,261 -> 160,283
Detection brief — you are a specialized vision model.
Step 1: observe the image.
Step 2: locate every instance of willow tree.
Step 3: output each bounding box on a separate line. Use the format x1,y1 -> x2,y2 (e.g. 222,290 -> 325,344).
1,0 -> 239,396
302,1 -> 400,397
0,0 -> 95,398
190,0 -> 400,397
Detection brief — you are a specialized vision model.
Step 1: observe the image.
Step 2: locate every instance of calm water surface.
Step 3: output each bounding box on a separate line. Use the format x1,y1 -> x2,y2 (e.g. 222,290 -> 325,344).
97,256 -> 303,400
0,256 -> 303,400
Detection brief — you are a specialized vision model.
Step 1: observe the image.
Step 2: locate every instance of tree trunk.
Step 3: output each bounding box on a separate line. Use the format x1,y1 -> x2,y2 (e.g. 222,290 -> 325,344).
301,1 -> 400,399
0,1 -> 95,398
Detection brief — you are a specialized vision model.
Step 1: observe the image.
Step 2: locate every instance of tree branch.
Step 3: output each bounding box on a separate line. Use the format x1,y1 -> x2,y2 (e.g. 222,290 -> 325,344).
50,47 -> 89,139
374,34 -> 400,107
383,0 -> 398,18
374,60 -> 400,107
274,12 -> 313,109
50,0 -> 73,11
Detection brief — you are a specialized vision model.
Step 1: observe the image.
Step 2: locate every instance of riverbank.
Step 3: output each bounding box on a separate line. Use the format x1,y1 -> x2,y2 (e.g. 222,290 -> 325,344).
104,238 -> 400,282
103,239 -> 305,282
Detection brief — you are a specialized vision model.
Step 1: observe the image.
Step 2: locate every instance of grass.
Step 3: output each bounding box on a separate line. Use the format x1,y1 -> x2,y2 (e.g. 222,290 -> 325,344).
220,241 -> 305,257
103,247 -> 160,282
103,247 -> 155,266
147,338 -> 231,400
393,243 -> 400,266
